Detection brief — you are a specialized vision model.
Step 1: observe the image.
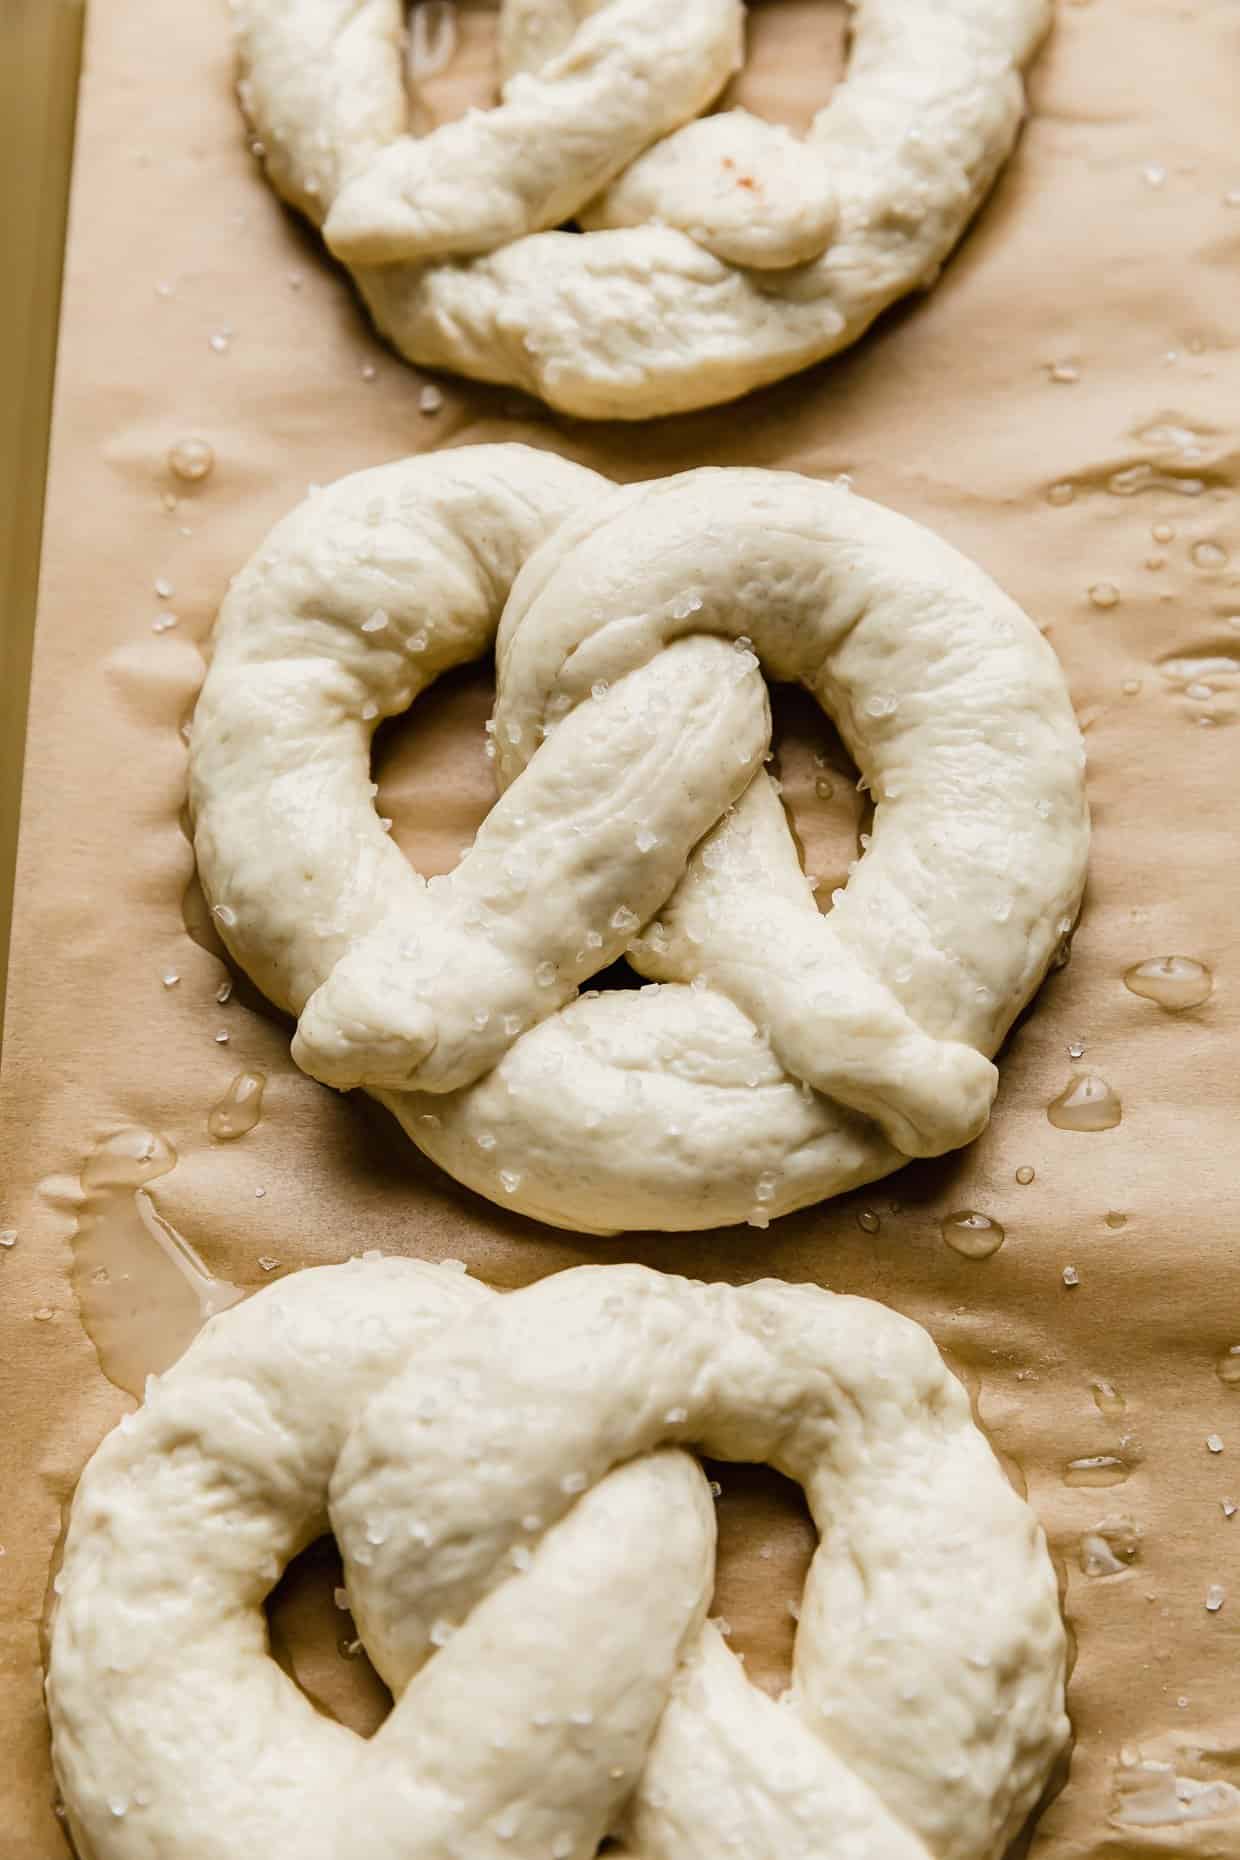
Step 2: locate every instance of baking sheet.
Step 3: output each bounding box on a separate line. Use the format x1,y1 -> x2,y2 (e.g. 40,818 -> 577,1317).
4,0 -> 1240,1850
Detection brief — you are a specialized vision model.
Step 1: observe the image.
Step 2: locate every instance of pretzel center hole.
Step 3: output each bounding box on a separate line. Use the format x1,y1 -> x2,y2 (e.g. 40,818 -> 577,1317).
407,1 -> 848,144
373,664 -> 867,972
264,1461 -> 814,1740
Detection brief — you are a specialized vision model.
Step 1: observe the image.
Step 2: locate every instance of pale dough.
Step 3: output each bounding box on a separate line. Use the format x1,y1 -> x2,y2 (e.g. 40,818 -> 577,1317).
188,444 -> 1089,1234
229,0 -> 1051,417
48,1257 -> 1070,1859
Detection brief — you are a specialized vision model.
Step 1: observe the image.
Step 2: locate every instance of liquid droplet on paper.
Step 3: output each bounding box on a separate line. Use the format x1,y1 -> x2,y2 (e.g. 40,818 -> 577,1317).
68,1128 -> 245,1398
207,1070 -> 266,1141
1064,1454 -> 1130,1489
1123,955 -> 1213,1011
1217,1347 -> 1240,1388
167,437 -> 214,483
1089,582 -> 1120,610
1048,1075 -> 1123,1132
1191,540 -> 1229,571
408,0 -> 459,78
1111,1754 -> 1240,1827
1015,1165 -> 1035,1185
1092,1378 -> 1126,1419
941,1210 -> 1005,1260
1080,1519 -> 1140,1576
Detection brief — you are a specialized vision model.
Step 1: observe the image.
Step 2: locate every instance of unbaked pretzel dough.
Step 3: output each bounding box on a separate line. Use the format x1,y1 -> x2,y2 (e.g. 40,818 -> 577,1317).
48,1257 -> 1070,1859
188,444 -> 1088,1233
230,0 -> 1051,417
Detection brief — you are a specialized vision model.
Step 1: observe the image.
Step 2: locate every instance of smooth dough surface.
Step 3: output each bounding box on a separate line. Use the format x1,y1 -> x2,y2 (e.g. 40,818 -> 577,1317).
230,0 -> 1051,417
189,444 -> 1089,1234
48,1258 -> 1070,1860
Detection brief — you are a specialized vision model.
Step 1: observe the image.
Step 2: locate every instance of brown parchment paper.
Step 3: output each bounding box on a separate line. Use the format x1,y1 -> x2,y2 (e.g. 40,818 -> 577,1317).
5,0 -> 1240,1851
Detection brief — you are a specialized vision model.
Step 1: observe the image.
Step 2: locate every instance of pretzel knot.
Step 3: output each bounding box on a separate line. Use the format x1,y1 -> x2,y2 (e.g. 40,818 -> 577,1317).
189,445 -> 1087,1233
230,0 -> 1051,417
48,1258 -> 1069,1858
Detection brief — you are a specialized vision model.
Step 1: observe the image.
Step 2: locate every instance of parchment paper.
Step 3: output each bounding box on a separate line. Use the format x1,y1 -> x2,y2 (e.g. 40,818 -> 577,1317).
4,0 -> 1240,1851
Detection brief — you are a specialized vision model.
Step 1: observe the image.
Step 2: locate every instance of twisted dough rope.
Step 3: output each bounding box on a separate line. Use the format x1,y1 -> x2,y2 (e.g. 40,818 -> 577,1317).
189,445 -> 1088,1233
48,1258 -> 1070,1859
231,0 -> 1051,417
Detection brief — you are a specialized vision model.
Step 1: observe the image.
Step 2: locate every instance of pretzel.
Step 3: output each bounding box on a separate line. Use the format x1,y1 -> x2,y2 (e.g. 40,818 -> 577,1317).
230,0 -> 1051,417
188,445 -> 1088,1233
48,1258 -> 1070,1858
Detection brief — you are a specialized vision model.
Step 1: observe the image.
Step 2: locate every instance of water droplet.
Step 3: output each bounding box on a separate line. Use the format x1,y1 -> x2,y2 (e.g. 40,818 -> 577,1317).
214,1029 -> 230,1045
1067,1039 -> 1086,1059
1064,1454 -> 1129,1488
1207,1434 -> 1225,1454
0,1229 -> 16,1249
1047,481 -> 1075,506
207,1070 -> 266,1141
161,968 -> 179,988
67,1128 -> 244,1397
1217,1347 -> 1240,1387
1206,1583 -> 1225,1612
34,1306 -> 55,1323
1015,1165 -> 1035,1185
1048,1075 -> 1123,1132
1089,581 -> 1120,609
408,0 -> 459,78
814,775 -> 834,800
419,383 -> 444,415
1225,189 -> 1240,209
1092,1378 -> 1126,1418
1080,1520 -> 1140,1575
1104,1210 -> 1127,1230
1122,678 -> 1141,696
1192,540 -> 1229,570
941,1210 -> 1005,1259
360,362 -> 377,382
1123,955 -> 1213,1011
257,1255 -> 280,1273
1223,1498 -> 1237,1518
1049,362 -> 1080,384
208,331 -> 231,355
1108,463 -> 1203,497
498,1169 -> 522,1194
1142,163 -> 1168,189
168,437 -> 214,483
855,1207 -> 880,1234
1063,1265 -> 1080,1287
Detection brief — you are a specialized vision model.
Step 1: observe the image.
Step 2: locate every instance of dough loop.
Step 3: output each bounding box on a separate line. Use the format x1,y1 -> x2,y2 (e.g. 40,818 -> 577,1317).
231,0 -> 1051,417
48,1258 -> 1070,1859
189,445 -> 1088,1233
